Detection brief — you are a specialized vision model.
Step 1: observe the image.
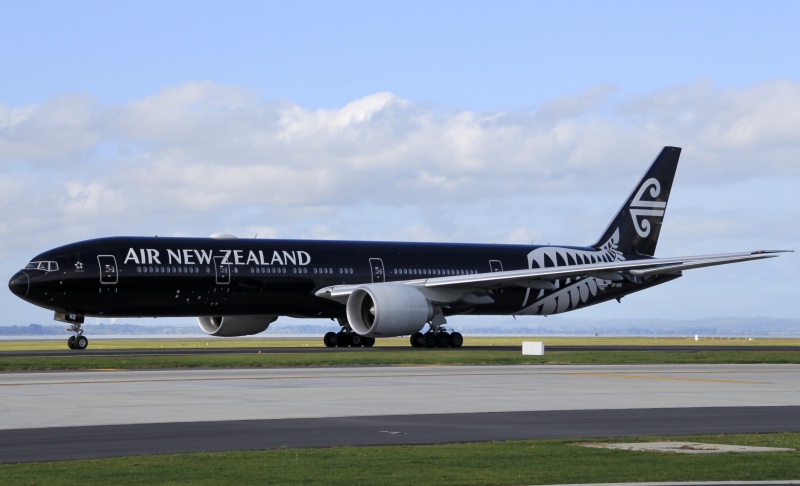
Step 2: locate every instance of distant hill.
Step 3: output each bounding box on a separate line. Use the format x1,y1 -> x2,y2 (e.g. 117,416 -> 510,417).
1,317 -> 799,337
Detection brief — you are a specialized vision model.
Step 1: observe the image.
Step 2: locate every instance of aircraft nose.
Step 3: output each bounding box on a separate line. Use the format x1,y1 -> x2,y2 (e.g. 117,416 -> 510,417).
9,272 -> 29,298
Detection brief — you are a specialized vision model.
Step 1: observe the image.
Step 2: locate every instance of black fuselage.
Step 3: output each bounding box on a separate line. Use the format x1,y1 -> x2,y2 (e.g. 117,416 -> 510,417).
9,236 -> 674,320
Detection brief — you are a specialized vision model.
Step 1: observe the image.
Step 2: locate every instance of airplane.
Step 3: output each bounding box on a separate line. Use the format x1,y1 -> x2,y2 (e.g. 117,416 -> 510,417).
8,146 -> 789,350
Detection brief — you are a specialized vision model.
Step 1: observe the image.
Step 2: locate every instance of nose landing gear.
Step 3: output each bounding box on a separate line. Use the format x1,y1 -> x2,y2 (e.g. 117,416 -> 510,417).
66,324 -> 89,350
56,312 -> 88,350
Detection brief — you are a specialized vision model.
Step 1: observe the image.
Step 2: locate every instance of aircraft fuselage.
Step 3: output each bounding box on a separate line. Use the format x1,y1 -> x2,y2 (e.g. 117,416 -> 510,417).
9,235 -> 667,319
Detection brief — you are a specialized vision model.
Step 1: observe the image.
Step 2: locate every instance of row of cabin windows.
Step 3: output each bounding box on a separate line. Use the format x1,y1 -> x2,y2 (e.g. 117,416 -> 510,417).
248,267 -> 308,274
392,268 -> 478,277
312,267 -> 354,275
135,266 -> 476,277
138,266 -> 204,274
251,267 -> 289,274
136,266 -> 310,275
135,266 -> 353,276
250,267 -> 355,275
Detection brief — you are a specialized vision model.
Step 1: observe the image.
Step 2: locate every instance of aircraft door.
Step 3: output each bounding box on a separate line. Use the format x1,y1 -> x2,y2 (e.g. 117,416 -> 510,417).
98,255 -> 119,285
489,259 -> 504,293
214,256 -> 231,285
369,258 -> 385,283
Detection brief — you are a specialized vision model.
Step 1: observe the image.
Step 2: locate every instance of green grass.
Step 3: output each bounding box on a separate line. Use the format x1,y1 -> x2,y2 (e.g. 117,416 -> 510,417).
3,349 -> 800,372
2,335 -> 798,351
2,337 -> 800,371
1,433 -> 798,485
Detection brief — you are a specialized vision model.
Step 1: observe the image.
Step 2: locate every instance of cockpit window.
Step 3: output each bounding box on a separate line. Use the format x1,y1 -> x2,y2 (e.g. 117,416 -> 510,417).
24,261 -> 59,272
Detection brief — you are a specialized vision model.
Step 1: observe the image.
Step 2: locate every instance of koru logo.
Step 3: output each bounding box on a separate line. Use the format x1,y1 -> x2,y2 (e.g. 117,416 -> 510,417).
629,178 -> 666,237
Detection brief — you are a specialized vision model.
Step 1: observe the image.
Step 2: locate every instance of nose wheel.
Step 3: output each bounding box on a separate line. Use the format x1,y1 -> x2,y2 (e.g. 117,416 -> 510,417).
66,322 -> 89,350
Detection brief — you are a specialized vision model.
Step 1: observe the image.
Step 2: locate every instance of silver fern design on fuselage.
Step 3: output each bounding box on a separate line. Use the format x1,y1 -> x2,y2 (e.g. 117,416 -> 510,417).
518,229 -> 624,315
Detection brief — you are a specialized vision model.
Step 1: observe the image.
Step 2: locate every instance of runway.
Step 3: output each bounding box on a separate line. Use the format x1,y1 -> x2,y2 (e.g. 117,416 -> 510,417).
1,364 -> 799,463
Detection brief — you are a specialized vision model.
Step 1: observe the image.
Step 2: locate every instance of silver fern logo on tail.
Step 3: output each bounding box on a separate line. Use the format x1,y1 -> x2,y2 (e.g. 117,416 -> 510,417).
518,229 -> 624,315
630,178 -> 666,237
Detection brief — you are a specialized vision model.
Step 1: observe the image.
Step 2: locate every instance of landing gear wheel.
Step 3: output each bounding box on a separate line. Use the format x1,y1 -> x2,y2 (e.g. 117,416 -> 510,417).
423,332 -> 436,348
435,332 -> 451,348
410,332 -> 424,348
363,337 -> 376,348
323,332 -> 337,348
449,332 -> 464,348
349,333 -> 364,347
336,331 -> 350,347
75,336 -> 88,350
67,336 -> 76,349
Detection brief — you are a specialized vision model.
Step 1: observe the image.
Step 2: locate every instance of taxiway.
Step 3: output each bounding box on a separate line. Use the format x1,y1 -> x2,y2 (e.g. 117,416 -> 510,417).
1,364 -> 799,463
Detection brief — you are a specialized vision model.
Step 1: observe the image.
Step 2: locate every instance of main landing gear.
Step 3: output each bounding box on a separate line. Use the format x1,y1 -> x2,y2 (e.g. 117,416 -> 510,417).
323,329 -> 376,348
323,318 -> 376,348
409,330 -> 463,348
409,310 -> 463,348
322,313 -> 463,349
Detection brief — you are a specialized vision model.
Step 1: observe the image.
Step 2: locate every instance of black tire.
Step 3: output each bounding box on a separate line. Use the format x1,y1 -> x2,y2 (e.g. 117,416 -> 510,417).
323,332 -> 337,348
67,336 -> 76,350
75,336 -> 88,350
336,331 -> 350,347
363,337 -> 376,348
435,332 -> 451,348
410,332 -> 423,347
449,332 -> 464,348
423,332 -> 436,348
349,333 -> 364,347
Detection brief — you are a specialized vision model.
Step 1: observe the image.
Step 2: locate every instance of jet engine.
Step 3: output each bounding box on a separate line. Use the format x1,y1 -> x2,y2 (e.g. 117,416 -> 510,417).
346,283 -> 432,337
197,315 -> 277,337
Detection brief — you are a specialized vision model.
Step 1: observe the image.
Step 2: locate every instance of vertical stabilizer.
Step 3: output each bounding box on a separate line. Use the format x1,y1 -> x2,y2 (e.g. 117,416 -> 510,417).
591,146 -> 681,257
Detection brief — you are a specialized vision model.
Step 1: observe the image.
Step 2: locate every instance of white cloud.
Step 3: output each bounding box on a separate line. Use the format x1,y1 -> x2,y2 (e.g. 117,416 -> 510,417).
1,80 -> 799,251
0,95 -> 101,162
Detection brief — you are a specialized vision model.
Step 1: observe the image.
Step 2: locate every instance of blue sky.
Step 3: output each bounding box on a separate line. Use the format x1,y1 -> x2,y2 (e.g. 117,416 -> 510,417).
1,1 -> 798,330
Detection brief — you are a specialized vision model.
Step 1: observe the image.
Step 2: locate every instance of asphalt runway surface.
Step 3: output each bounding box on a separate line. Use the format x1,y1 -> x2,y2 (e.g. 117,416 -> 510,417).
1,364 -> 799,463
4,344 -> 800,357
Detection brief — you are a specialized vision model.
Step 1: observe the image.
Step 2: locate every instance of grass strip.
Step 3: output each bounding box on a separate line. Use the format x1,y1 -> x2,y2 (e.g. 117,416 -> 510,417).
3,336 -> 799,351
2,349 -> 800,371
1,433 -> 798,485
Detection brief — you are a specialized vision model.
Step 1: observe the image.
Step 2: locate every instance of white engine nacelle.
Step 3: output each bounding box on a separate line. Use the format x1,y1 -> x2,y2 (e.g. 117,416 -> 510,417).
346,284 -> 433,338
197,315 -> 277,337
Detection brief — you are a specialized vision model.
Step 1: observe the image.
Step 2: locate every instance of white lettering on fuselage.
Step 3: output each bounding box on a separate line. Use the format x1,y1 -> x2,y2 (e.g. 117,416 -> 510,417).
123,247 -> 311,266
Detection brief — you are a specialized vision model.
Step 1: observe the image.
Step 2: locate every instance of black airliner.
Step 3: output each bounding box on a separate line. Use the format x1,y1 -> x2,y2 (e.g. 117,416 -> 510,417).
8,147 -> 789,350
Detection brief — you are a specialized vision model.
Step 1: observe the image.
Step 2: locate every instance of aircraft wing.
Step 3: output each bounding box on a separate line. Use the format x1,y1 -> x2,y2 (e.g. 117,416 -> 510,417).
315,250 -> 790,304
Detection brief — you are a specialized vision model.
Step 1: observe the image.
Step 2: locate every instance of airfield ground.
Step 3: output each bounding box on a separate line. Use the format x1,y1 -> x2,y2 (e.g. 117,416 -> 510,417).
1,336 -> 798,485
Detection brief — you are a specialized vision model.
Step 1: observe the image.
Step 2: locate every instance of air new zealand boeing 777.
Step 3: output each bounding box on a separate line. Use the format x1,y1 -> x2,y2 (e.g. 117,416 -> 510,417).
8,147 -> 789,350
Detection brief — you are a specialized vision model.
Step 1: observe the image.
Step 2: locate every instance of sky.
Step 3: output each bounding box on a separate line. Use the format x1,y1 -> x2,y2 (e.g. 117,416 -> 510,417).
1,0 -> 798,330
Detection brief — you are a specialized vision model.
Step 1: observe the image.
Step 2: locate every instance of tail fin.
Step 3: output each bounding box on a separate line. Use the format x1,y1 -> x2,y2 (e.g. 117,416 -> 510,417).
591,146 -> 681,257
